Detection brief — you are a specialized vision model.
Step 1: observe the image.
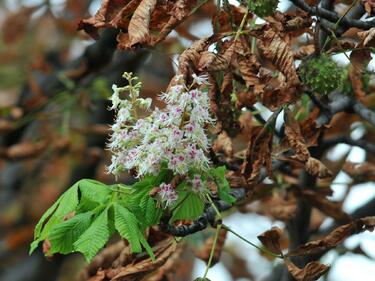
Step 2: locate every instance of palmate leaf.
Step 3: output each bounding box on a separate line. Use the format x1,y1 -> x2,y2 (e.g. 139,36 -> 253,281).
30,179 -> 114,254
74,207 -> 111,261
31,176 -> 162,261
48,212 -> 93,255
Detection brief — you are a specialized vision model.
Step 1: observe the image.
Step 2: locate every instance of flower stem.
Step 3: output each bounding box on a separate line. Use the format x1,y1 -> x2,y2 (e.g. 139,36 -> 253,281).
206,193 -> 222,220
203,222 -> 222,279
234,8 -> 249,41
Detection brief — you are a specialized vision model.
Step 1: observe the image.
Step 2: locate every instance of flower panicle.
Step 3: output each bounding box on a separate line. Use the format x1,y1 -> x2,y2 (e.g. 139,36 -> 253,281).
107,72 -> 214,178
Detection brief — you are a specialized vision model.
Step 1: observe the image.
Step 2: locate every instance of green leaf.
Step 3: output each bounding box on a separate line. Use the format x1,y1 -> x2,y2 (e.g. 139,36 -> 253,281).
32,199 -> 61,247
77,179 -> 112,212
209,166 -> 235,204
138,231 -> 155,261
74,207 -> 111,261
30,183 -> 80,254
48,212 -> 93,254
140,193 -> 162,226
113,203 -> 142,253
170,190 -> 204,223
78,179 -> 111,204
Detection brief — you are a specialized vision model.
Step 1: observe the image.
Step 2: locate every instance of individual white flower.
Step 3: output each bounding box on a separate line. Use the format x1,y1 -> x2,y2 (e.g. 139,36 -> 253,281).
137,98 -> 152,109
110,84 -> 123,110
192,73 -> 210,85
116,105 -> 132,124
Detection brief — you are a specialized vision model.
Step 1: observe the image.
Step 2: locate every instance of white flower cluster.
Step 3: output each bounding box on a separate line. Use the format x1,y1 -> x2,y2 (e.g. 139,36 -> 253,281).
108,73 -> 214,178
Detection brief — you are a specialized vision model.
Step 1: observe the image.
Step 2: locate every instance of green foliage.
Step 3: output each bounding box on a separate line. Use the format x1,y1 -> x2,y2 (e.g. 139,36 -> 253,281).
301,55 -> 343,96
74,207 -> 112,261
30,166 -> 232,261
48,212 -> 93,255
30,179 -> 155,261
113,203 -> 143,253
208,166 -> 236,204
247,0 -> 278,17
170,183 -> 205,223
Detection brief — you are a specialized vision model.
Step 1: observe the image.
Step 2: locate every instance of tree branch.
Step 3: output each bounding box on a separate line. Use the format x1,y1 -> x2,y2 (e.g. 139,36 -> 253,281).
290,0 -> 374,29
353,102 -> 375,128
321,136 -> 375,154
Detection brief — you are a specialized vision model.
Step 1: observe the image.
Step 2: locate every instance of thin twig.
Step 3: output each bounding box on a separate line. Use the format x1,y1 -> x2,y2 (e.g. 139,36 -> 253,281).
290,0 -> 374,29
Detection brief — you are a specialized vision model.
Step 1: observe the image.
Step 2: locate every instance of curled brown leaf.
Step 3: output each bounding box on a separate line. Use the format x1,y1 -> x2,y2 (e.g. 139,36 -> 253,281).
128,0 -> 157,47
305,157 -> 332,179
287,216 -> 375,257
285,259 -> 330,281
284,109 -> 310,162
257,227 -> 283,255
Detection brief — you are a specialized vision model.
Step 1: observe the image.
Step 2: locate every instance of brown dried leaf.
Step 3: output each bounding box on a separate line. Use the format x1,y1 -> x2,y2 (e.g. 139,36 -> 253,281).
358,28 -> 375,47
79,241 -> 128,280
214,5 -> 252,33
348,27 -> 375,101
86,271 -> 106,281
236,91 -> 257,109
242,109 -> 282,185
287,216 -> 375,257
78,0 -> 142,39
293,45 -> 315,60
285,259 -> 330,281
197,41 -> 236,72
267,11 -> 312,35
151,0 -> 195,46
112,239 -> 177,280
237,53 -> 264,96
128,0 -> 157,47
213,132 -> 234,157
305,157 -> 332,179
284,109 -> 310,162
178,37 -> 211,76
363,0 -> 375,16
349,50 -> 370,101
145,245 -> 185,281
241,126 -> 273,186
257,227 -> 283,255
299,107 -> 321,147
257,28 -> 300,88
